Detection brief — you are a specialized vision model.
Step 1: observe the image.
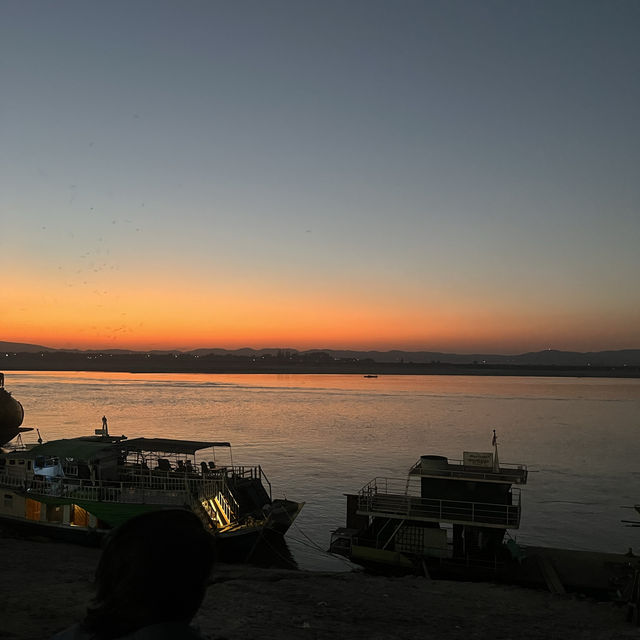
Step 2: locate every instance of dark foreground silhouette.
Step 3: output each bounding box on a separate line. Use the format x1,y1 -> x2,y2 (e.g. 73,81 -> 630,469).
51,510 -> 215,640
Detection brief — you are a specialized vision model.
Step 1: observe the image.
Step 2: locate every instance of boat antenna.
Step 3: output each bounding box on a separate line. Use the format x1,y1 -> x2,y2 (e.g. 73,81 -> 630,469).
37,428 -> 42,445
492,429 -> 500,472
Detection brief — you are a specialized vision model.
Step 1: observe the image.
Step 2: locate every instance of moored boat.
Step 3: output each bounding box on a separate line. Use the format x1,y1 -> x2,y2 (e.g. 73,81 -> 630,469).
330,439 -> 527,578
329,435 -> 639,598
0,421 -> 303,559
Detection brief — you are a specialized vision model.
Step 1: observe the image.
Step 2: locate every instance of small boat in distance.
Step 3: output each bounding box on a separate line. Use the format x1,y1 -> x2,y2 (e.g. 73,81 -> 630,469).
363,374 -> 378,378
0,419 -> 303,557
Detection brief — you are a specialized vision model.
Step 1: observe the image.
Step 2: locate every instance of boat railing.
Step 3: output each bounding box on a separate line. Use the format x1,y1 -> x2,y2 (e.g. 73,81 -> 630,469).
117,469 -> 210,491
6,469 -> 232,506
205,480 -> 240,524
0,470 -> 28,489
1,461 -> 267,512
248,465 -> 271,499
220,464 -> 272,498
224,464 -> 264,481
408,459 -> 528,484
358,477 -> 522,528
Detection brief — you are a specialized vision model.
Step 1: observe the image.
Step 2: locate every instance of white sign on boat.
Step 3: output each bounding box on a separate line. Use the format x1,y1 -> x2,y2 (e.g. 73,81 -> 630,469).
463,451 -> 494,468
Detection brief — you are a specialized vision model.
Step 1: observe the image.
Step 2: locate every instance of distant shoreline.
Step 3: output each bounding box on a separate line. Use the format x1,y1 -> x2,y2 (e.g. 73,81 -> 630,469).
2,352 -> 639,378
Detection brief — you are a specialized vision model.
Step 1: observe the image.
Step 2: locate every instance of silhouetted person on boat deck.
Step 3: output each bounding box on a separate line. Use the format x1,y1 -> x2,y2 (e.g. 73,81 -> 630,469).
51,509 -> 216,639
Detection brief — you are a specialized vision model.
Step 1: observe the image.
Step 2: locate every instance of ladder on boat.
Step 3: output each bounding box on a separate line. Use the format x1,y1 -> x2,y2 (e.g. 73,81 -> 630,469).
191,482 -> 239,531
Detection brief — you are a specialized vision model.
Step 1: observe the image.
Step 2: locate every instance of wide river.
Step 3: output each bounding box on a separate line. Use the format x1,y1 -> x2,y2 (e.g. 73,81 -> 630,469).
4,371 -> 640,570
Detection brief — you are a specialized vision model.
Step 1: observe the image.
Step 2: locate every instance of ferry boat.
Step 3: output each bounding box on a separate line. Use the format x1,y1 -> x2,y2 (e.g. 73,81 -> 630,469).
330,439 -> 527,578
0,421 -> 303,556
329,435 -> 639,598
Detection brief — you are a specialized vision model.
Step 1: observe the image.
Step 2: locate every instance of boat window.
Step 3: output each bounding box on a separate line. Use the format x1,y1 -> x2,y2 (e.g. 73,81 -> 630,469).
26,498 -> 42,521
3,494 -> 12,508
9,460 -> 15,465
46,504 -> 63,523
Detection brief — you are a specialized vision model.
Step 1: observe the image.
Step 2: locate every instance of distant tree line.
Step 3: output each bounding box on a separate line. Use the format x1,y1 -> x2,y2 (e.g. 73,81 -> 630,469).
1,350 -> 638,377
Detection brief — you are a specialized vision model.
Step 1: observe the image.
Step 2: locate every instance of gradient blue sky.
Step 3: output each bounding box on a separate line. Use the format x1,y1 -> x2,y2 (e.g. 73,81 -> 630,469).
2,1 -> 639,352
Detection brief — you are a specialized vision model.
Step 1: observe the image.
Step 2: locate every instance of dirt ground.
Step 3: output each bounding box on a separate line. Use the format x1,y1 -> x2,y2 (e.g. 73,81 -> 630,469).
1,536 -> 636,640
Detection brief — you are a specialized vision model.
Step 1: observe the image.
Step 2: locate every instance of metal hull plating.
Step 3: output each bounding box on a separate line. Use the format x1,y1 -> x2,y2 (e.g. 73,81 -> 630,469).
0,381 -> 25,446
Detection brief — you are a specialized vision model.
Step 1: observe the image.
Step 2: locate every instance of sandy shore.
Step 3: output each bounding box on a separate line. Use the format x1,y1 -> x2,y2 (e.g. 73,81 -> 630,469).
0,535 -> 636,640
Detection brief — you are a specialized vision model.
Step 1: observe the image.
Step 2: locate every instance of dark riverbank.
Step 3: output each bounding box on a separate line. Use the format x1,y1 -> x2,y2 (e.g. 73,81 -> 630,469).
2,351 -> 640,377
0,535 -> 635,640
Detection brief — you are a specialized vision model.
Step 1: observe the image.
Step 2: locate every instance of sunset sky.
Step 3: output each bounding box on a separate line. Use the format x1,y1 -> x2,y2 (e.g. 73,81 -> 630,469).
2,1 -> 639,353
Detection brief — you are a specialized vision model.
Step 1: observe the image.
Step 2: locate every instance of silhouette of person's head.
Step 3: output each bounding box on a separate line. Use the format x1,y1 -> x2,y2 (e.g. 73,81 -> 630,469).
84,509 -> 215,639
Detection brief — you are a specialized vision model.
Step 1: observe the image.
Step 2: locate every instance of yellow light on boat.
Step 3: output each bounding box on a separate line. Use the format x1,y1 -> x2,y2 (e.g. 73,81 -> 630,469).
70,504 -> 89,527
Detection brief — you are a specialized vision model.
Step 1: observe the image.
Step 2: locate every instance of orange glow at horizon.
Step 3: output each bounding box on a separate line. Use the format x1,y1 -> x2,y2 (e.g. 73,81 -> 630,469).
5,271 -> 639,354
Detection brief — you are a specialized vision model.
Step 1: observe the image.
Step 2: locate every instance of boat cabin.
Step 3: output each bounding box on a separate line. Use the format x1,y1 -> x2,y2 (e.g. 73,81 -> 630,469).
331,447 -> 528,574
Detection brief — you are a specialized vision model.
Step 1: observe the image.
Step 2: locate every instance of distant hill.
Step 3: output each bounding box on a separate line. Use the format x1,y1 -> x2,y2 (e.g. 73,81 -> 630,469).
0,342 -> 141,355
2,341 -> 639,367
311,348 -> 640,367
0,341 -> 52,353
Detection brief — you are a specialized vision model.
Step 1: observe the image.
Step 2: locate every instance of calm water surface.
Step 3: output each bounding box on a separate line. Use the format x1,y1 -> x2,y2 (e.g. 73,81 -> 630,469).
5,371 -> 640,570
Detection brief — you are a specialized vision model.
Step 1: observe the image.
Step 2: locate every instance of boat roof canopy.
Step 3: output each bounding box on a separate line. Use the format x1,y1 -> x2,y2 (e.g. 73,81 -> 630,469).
18,439 -> 117,461
122,437 -> 230,455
